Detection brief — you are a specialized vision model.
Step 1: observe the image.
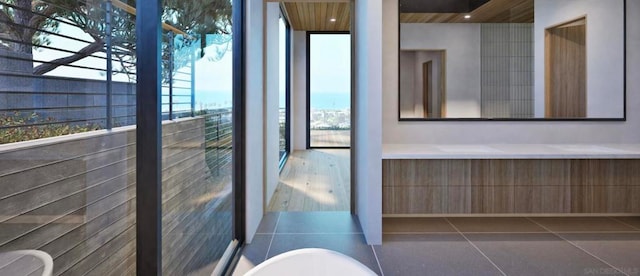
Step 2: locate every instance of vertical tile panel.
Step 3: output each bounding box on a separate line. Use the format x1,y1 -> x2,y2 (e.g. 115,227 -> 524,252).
481,23 -> 534,118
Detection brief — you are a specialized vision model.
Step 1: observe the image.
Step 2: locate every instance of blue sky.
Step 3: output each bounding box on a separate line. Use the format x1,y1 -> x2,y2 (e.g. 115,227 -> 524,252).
309,34 -> 351,94
32,18 -> 350,109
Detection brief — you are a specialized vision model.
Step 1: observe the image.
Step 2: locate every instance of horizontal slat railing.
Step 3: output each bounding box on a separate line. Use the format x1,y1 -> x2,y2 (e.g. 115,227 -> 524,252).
1,0 -> 197,144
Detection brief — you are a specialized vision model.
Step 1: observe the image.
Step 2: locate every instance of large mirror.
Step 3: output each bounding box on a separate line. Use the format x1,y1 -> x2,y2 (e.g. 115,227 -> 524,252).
399,0 -> 626,120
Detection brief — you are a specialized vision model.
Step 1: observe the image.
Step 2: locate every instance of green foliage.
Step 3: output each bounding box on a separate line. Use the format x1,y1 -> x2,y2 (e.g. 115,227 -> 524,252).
163,0 -> 232,36
161,0 -> 232,83
0,112 -> 101,144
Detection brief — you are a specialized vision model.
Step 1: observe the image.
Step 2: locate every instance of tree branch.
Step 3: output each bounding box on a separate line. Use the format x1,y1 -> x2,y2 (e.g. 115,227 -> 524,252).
28,4 -> 57,29
33,38 -> 103,75
24,4 -> 58,42
0,8 -> 21,39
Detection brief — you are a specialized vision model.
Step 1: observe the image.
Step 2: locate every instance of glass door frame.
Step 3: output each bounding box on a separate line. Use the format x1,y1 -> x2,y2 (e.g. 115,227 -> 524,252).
135,0 -> 245,274
306,31 -> 352,149
279,7 -> 292,170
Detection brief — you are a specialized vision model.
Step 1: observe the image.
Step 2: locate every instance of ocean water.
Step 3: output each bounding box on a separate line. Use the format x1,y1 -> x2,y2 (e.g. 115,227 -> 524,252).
192,91 -> 350,110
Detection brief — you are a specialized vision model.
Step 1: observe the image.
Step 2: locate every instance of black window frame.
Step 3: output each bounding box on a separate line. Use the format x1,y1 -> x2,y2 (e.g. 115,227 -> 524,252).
396,0 -> 628,122
279,8 -> 292,170
306,31 -> 352,149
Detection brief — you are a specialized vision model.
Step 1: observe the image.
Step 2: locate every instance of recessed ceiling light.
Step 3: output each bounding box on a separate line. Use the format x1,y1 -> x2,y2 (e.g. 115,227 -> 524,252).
330,18 -> 337,22
464,15 -> 471,19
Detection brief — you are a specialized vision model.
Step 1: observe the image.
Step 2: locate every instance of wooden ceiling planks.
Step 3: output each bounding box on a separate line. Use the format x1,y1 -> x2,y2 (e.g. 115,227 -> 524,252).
275,0 -> 530,31
400,0 -> 533,23
282,2 -> 350,31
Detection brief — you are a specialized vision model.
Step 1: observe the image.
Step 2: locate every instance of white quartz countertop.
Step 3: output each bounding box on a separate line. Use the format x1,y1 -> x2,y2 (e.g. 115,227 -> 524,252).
382,144 -> 640,159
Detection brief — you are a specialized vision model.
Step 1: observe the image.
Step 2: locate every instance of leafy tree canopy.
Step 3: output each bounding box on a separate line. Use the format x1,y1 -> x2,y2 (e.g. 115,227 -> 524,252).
0,0 -> 232,76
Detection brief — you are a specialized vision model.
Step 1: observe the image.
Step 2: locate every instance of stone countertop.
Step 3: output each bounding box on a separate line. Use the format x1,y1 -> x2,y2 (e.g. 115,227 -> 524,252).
382,144 -> 640,159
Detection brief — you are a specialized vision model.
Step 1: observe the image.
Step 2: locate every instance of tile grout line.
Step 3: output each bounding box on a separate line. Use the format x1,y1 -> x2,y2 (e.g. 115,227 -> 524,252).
371,245 -> 384,276
547,230 -> 640,234
444,218 -> 507,276
607,217 -> 640,231
264,212 -> 282,261
525,217 -> 629,276
383,230 -> 640,235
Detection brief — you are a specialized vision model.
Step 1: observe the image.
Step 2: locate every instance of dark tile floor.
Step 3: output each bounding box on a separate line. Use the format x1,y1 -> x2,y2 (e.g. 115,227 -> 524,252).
233,213 -> 640,276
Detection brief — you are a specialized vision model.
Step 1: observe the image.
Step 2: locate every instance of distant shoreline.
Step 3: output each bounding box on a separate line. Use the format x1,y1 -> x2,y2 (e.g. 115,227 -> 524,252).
195,92 -> 350,110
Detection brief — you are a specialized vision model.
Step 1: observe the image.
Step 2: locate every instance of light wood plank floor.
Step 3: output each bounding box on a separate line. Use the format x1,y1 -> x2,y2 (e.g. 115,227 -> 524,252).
268,149 -> 350,212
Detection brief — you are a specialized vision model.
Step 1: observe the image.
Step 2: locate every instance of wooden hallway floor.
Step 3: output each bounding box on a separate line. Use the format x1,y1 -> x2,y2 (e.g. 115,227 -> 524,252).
268,149 -> 350,212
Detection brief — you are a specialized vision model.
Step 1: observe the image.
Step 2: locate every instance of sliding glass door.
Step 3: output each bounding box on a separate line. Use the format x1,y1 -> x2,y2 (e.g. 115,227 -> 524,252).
135,0 -> 244,274
158,0 -> 242,274
307,32 -> 351,148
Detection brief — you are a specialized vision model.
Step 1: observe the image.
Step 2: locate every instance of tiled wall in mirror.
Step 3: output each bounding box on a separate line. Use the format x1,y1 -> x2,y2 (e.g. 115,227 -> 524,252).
398,0 -> 625,120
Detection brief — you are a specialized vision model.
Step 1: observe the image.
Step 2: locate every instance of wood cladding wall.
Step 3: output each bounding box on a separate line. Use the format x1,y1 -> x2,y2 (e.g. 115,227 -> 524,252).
0,117 -> 227,275
0,128 -> 137,276
160,118 -> 232,276
382,159 -> 640,215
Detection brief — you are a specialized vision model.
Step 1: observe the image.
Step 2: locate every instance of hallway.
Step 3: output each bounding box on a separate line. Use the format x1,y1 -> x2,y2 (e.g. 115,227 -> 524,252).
268,149 -> 350,212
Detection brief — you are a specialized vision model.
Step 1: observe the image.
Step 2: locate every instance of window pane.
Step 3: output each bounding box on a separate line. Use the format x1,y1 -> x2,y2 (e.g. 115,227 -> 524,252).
159,0 -> 236,274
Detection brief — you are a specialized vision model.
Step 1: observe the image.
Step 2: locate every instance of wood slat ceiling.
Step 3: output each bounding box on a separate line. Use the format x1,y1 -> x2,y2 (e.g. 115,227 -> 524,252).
275,0 -> 530,30
282,2 -> 350,31
400,0 -> 533,23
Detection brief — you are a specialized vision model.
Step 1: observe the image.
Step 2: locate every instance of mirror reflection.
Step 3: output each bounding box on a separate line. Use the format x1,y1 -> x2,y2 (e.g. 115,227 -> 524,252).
399,0 -> 625,120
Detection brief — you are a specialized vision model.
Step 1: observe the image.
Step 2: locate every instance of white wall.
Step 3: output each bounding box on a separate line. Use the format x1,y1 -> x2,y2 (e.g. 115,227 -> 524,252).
355,0 -> 382,245
399,51 -> 416,117
534,0 -> 625,118
244,0 -> 265,243
264,2 -> 280,209
383,0 -> 640,144
401,23 -> 482,117
292,31 -> 307,150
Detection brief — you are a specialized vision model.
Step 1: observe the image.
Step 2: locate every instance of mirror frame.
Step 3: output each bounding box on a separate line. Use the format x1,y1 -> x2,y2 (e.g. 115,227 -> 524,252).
397,0 -> 627,122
